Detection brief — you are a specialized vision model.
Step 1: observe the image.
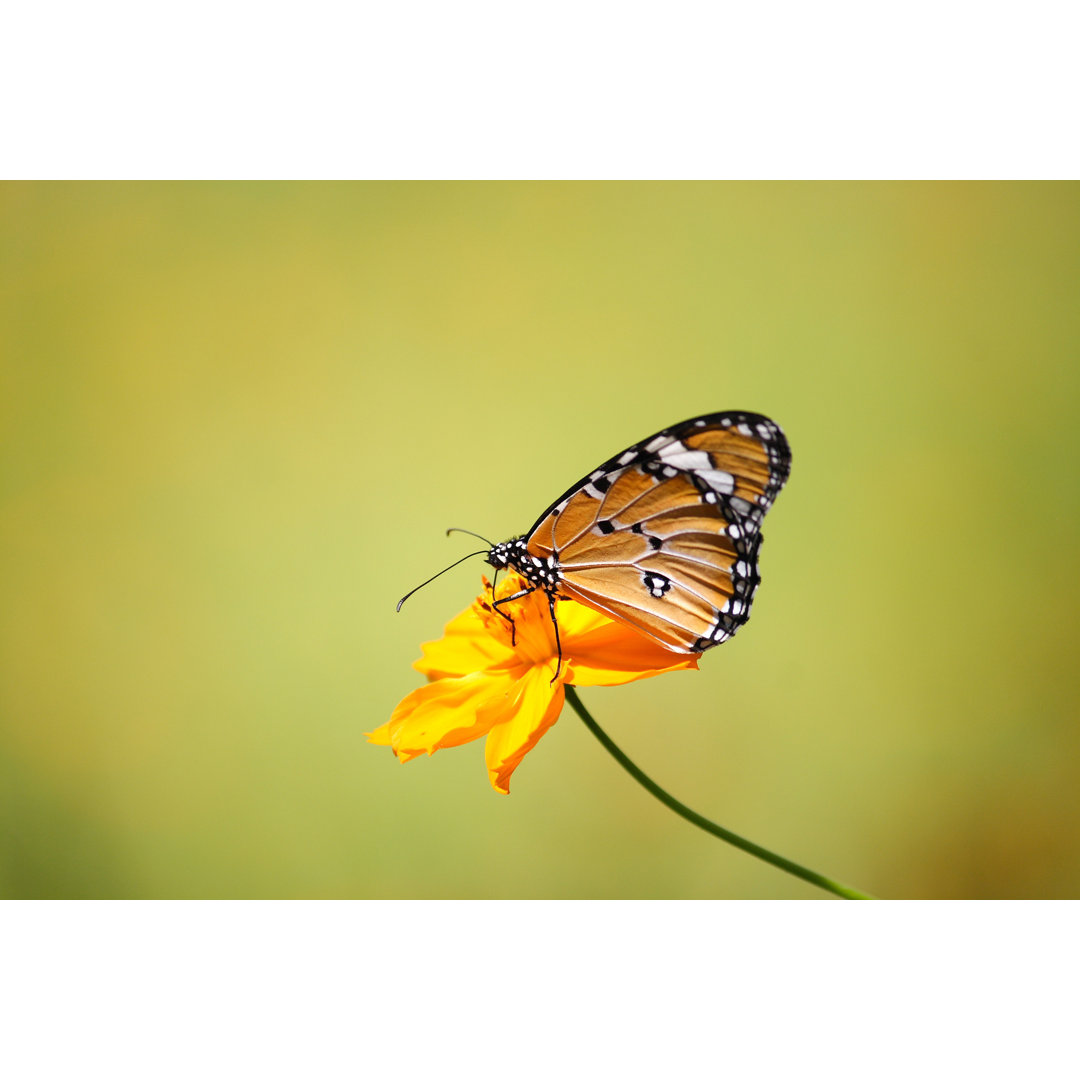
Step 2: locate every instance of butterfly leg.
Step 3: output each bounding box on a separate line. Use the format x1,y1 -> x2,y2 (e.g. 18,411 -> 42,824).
492,587 -> 536,648
488,571 -> 514,644
547,591 -> 563,684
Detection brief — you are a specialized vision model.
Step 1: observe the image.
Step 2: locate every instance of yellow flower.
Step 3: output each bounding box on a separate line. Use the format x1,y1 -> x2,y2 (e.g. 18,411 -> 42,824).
369,572 -> 698,793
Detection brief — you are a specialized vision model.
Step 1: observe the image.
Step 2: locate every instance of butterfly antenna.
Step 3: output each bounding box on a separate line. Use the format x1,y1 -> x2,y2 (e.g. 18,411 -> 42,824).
396,550 -> 488,612
446,526 -> 495,546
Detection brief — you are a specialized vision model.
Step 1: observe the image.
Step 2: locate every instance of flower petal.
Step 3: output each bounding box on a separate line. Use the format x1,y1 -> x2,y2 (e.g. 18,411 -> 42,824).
413,602 -> 516,680
565,620 -> 699,686
368,669 -> 517,762
551,594 -> 618,638
366,719 -> 394,745
483,665 -> 566,794
375,571 -> 698,792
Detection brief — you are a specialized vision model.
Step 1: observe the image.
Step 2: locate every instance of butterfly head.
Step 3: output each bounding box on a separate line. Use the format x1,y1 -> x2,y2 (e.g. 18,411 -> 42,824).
488,537 -> 562,593
487,537 -> 527,569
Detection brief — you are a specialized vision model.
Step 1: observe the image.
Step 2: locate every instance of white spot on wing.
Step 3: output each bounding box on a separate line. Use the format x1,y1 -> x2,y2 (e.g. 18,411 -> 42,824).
699,468 -> 734,493
644,435 -> 669,453
659,445 -> 712,472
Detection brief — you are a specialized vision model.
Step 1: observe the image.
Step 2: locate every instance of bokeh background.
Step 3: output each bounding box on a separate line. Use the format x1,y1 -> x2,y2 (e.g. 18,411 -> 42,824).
2,182 -> 1077,899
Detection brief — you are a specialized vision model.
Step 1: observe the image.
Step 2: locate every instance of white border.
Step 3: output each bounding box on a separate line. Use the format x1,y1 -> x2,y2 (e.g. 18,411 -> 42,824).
2,3 -> 1077,177
2,902 -> 1076,1077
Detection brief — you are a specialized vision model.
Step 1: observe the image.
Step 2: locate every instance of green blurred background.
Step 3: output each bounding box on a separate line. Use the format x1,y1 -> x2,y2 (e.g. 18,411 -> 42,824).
2,182 -> 1077,899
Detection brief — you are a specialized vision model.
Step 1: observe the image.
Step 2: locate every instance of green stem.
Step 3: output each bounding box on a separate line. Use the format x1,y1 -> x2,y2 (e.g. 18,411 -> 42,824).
564,685 -> 876,900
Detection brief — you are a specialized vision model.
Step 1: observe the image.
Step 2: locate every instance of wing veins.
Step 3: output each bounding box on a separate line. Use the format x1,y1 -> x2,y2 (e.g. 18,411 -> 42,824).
562,546 -> 732,577
554,471 -> 720,553
551,466 -> 636,551
565,560 -> 727,612
563,519 -> 736,565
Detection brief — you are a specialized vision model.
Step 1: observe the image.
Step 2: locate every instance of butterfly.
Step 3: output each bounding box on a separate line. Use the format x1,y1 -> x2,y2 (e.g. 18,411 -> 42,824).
400,411 -> 791,676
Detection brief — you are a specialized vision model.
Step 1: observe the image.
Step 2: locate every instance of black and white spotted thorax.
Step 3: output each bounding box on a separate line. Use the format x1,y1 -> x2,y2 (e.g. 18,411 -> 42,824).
488,538 -> 564,594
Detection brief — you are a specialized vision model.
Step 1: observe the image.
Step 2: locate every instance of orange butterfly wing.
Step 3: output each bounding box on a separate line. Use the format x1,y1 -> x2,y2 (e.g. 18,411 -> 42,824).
523,413 -> 791,653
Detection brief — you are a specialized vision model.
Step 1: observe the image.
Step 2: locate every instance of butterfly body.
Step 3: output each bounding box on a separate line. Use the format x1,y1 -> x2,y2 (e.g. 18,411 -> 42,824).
487,411 -> 791,656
